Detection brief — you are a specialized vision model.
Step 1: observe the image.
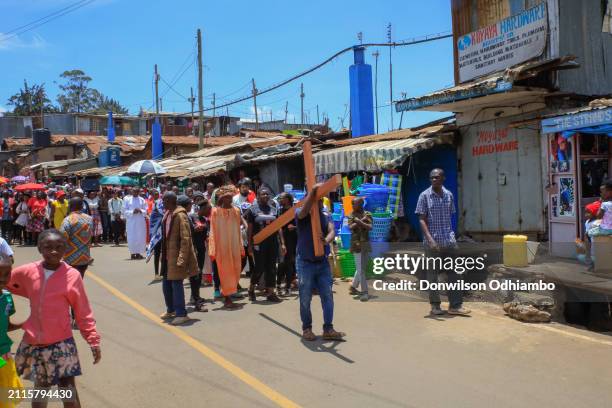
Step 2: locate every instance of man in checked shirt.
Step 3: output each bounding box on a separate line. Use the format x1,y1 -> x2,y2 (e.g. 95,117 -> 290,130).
415,168 -> 471,317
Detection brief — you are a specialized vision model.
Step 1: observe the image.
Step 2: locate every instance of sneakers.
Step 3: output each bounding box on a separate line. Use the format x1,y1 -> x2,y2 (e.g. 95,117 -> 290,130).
283,288 -> 291,297
170,316 -> 190,325
448,307 -> 471,316
349,287 -> 360,296
430,306 -> 445,316
153,274 -> 163,281
360,293 -> 369,302
213,290 -> 222,299
160,312 -> 175,320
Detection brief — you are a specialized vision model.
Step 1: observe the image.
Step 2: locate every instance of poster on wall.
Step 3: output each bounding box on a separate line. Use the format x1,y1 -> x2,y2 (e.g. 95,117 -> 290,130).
558,177 -> 575,217
457,3 -> 548,83
549,134 -> 573,174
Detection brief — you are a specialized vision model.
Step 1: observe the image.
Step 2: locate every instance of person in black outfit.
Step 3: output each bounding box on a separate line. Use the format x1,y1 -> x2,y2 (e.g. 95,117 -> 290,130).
277,192 -> 297,296
180,195 -> 209,311
245,187 -> 284,303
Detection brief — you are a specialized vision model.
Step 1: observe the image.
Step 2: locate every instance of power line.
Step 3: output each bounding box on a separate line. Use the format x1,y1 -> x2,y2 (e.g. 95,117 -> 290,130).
0,0 -> 96,43
172,31 -> 452,115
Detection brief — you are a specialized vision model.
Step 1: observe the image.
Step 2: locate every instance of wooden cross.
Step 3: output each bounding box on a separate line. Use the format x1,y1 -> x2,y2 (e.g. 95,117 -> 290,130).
253,140 -> 341,257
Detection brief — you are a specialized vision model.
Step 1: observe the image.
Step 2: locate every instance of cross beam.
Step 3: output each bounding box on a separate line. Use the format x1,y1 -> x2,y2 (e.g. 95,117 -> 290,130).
252,175 -> 341,245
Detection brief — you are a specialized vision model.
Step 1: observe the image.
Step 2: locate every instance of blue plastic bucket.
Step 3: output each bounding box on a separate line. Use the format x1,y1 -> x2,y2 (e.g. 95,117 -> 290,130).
339,232 -> 352,249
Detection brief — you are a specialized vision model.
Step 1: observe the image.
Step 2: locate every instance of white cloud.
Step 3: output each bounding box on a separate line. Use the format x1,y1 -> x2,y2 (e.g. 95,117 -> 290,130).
0,106 -> 6,117
0,33 -> 47,51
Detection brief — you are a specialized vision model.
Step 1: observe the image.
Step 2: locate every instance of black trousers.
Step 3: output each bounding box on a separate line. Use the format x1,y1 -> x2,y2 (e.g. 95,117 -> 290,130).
12,224 -> 23,244
111,219 -> 123,244
189,244 -> 205,301
153,241 -> 162,276
100,212 -> 110,241
1,220 -> 12,242
251,241 -> 278,288
241,249 -> 255,277
212,261 -> 220,292
277,251 -> 296,289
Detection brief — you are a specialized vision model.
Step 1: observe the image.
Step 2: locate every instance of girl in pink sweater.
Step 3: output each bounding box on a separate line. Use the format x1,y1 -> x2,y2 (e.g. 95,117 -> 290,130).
8,229 -> 101,408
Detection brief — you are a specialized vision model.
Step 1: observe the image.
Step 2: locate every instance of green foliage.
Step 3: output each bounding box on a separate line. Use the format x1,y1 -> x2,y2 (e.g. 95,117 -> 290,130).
56,69 -> 98,113
6,80 -> 56,115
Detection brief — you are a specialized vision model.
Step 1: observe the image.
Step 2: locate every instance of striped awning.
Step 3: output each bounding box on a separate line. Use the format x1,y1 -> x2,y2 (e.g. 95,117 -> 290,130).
314,135 -> 449,175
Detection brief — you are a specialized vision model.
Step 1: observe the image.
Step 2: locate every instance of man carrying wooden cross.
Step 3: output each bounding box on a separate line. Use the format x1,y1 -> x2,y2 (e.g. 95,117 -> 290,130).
295,183 -> 346,341
253,140 -> 345,341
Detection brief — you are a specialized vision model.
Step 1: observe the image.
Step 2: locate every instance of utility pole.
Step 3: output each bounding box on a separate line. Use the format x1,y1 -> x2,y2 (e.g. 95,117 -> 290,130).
387,23 -> 394,131
159,97 -> 163,112
252,78 -> 259,130
372,50 -> 380,134
316,105 -> 320,125
197,28 -> 204,149
189,87 -> 195,136
269,110 -> 273,122
300,83 -> 305,125
212,92 -> 216,118
284,101 -> 288,124
154,64 -> 159,115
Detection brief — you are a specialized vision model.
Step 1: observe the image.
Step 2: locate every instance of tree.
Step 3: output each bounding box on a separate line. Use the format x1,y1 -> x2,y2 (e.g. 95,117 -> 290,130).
91,93 -> 128,115
56,69 -> 98,113
7,80 -> 56,116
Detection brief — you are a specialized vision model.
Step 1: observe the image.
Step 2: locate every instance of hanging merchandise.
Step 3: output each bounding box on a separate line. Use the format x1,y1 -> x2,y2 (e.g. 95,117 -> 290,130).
349,174 -> 364,194
380,172 -> 403,217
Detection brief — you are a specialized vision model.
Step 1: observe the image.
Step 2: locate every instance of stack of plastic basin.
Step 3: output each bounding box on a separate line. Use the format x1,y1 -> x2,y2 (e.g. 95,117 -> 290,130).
339,231 -> 352,249
337,249 -> 356,277
369,211 -> 392,242
358,184 -> 390,213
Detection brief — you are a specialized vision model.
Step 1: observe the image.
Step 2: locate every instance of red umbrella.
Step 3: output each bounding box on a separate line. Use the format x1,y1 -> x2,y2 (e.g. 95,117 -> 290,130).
0,177 -> 9,184
14,183 -> 46,192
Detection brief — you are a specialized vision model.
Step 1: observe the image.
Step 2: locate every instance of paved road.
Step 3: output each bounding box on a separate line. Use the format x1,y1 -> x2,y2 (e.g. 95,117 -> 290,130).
9,245 -> 612,407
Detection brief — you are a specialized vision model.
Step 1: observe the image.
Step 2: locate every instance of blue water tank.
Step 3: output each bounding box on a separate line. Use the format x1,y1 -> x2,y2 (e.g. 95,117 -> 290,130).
98,149 -> 110,167
108,146 -> 122,166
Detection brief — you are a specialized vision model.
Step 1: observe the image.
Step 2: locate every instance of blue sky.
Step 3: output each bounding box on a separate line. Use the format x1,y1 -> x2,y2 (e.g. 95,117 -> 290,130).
0,0 -> 454,132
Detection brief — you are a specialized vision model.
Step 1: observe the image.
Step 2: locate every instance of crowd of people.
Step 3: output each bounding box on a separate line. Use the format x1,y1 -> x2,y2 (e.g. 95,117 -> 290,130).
0,176 -> 348,407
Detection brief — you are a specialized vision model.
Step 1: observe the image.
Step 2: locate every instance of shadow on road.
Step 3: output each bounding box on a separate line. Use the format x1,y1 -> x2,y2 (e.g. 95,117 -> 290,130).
258,313 -> 354,364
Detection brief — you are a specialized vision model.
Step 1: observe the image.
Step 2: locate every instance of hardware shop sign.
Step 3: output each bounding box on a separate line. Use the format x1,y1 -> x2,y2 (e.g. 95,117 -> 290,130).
457,3 -> 548,83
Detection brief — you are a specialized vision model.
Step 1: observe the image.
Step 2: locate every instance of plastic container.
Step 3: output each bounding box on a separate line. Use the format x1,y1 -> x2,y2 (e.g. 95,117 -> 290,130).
342,196 -> 355,216
503,235 -> 528,267
357,184 -> 390,213
338,250 -> 356,277
290,190 -> 306,201
283,183 -> 293,192
369,213 -> 393,242
333,202 -> 343,214
339,232 -> 352,249
107,146 -> 122,166
331,213 -> 343,232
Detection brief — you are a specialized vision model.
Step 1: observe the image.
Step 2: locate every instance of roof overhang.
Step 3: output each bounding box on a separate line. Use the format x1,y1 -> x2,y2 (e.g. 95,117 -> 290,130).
396,55 -> 578,113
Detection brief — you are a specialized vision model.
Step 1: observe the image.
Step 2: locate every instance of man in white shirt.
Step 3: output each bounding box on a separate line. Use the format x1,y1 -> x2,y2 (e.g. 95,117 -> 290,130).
122,187 -> 148,259
108,189 -> 124,246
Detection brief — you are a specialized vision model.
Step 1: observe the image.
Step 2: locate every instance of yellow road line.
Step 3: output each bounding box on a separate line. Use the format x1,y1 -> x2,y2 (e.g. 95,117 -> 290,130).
88,272 -> 301,408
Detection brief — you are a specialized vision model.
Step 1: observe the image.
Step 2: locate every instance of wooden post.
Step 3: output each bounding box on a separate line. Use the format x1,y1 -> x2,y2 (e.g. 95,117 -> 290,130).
302,140 -> 324,257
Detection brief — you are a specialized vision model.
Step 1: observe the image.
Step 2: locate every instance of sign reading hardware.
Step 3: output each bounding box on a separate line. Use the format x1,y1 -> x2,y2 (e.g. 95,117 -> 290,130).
457,3 -> 548,83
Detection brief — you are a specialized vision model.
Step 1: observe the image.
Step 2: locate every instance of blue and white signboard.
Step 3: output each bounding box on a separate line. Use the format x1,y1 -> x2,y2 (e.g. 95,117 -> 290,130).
457,3 -> 548,83
541,108 -> 612,134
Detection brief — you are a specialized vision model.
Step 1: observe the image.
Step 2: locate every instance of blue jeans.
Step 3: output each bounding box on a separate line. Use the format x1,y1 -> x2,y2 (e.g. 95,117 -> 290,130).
296,255 -> 334,331
162,278 -> 187,317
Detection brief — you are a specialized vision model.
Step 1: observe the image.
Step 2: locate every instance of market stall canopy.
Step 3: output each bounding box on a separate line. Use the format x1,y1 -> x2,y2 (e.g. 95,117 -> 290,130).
314,131 -> 454,175
99,176 -> 138,186
14,183 -> 45,192
11,175 -> 28,183
126,160 -> 166,175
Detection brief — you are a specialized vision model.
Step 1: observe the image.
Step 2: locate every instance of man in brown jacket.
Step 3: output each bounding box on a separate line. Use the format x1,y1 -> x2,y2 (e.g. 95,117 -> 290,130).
160,192 -> 198,325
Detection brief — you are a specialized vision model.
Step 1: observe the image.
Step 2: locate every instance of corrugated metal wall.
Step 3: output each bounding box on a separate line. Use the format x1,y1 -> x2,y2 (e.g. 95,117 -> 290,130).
44,114 -> 75,135
558,0 -> 612,96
